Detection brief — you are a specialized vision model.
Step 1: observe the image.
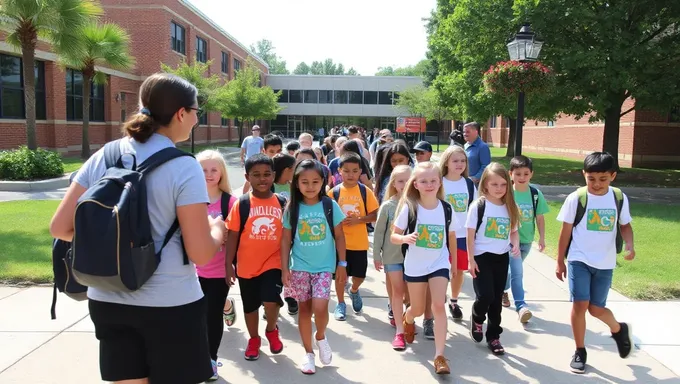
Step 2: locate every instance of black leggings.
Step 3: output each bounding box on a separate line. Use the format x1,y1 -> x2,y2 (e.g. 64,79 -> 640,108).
199,277 -> 230,360
472,252 -> 509,341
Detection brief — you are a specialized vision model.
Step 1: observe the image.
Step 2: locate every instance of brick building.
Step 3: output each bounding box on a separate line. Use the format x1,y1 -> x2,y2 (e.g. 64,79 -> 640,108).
0,0 -> 268,153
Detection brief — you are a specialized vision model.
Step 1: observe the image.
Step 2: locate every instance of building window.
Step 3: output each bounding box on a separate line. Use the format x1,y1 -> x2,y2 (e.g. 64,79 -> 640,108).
221,51 -> 228,73
233,58 -> 241,73
170,22 -> 185,54
349,91 -> 363,104
318,90 -> 332,104
334,90 -> 348,104
378,91 -> 393,105
198,112 -> 207,125
304,90 -> 318,103
489,116 -> 497,128
65,69 -> 105,122
363,91 -> 377,104
196,37 -> 207,63
275,89 -> 289,103
0,54 -> 46,119
289,90 -> 302,103
547,120 -> 555,127
221,117 -> 228,126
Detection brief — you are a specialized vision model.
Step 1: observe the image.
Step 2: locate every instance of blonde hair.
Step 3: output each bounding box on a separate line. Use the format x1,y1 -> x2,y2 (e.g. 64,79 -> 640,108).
477,162 -> 520,230
439,145 -> 469,178
196,150 -> 232,194
298,132 -> 314,143
397,162 -> 445,220
384,165 -> 412,201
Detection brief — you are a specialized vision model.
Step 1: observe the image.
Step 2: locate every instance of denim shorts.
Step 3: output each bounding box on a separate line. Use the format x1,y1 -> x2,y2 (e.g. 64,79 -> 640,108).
568,261 -> 613,308
383,263 -> 404,273
404,268 -> 450,283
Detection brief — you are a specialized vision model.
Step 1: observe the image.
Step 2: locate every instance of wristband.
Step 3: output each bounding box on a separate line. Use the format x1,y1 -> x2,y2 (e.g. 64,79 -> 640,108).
337,260 -> 348,267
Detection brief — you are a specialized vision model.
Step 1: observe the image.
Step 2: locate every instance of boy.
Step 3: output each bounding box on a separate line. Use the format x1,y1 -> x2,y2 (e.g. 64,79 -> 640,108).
225,154 -> 286,361
286,140 -> 301,156
504,155 -> 549,323
412,141 -> 433,163
240,133 -> 282,199
556,152 -> 635,374
328,153 -> 379,320
298,132 -> 314,149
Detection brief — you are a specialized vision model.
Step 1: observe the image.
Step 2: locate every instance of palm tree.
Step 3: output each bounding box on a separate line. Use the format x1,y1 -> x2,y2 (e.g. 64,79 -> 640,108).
62,22 -> 134,158
0,0 -> 102,150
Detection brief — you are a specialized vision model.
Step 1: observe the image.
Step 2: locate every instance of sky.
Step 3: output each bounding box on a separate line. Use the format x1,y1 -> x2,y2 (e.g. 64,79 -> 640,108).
188,0 -> 438,75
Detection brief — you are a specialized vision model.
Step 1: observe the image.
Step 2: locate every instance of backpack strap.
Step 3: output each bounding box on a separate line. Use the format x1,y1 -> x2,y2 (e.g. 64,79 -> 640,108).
238,193 -> 251,234
401,206 -> 418,257
332,185 -> 341,202
220,192 -> 233,220
136,147 -> 194,175
464,177 -> 475,209
566,187 -> 589,258
103,139 -> 124,169
475,197 -> 486,238
275,194 -> 287,210
612,187 -> 624,253
529,186 -> 539,220
441,200 -> 453,253
321,196 -> 336,241
159,219 -> 187,264
359,183 -> 368,215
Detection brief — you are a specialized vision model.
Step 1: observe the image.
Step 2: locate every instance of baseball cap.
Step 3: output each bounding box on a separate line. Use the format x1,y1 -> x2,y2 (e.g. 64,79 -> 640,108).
412,141 -> 433,153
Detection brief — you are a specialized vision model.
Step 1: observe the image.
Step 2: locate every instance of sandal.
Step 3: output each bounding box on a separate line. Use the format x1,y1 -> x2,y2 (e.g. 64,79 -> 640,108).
223,297 -> 237,326
487,339 -> 505,356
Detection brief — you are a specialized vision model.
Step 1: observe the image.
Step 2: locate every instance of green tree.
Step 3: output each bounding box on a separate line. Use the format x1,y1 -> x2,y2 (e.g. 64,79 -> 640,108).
218,57 -> 282,144
376,59 -> 430,77
0,0 -> 102,150
396,85 -> 456,140
293,62 -> 310,75
62,22 -> 134,158
250,39 -> 289,74
293,58 -> 359,75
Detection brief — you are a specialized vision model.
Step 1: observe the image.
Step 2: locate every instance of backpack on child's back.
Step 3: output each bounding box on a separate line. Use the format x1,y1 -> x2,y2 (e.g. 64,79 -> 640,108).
400,200 -> 454,257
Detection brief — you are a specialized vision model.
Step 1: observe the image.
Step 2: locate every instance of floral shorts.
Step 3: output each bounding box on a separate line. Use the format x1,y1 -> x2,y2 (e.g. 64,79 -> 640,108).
289,271 -> 333,302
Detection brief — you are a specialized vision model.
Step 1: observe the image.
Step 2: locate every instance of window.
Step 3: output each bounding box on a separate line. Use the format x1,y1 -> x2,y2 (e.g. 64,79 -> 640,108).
221,52 -> 228,73
199,112 -> 207,125
221,117 -> 228,126
318,90 -> 332,104
304,90 -> 318,103
547,120 -> 555,127
378,91 -> 393,105
363,91 -> 377,104
334,90 -> 348,104
349,91 -> 363,104
489,116 -> 497,128
276,89 -> 289,103
66,69 -> 105,121
196,37 -> 207,63
0,55 -> 46,119
170,22 -> 185,54
289,90 -> 302,103
233,58 -> 241,73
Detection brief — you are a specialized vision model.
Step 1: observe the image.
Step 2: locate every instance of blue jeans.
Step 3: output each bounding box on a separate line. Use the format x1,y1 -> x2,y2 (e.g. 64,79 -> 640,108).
568,261 -> 613,308
504,243 -> 532,311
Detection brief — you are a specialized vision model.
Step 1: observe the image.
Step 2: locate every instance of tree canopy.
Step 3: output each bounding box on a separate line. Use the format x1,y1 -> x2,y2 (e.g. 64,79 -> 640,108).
250,39 -> 289,74
375,59 -> 431,77
293,58 -> 358,75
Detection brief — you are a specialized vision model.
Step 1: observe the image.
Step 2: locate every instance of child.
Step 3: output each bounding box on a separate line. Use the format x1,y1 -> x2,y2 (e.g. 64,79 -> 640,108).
225,154 -> 287,361
412,141 -> 433,163
295,148 -> 331,182
241,134 -> 283,194
373,165 -> 412,350
556,152 -> 634,374
298,132 -> 314,149
465,162 -> 521,356
286,140 -> 301,156
196,150 -> 236,381
272,153 -> 296,202
391,162 -> 456,374
313,147 -> 326,165
328,140 -> 374,190
328,152 -> 379,320
503,155 -> 549,323
375,142 -> 414,203
281,159 -> 348,374
439,146 -> 477,322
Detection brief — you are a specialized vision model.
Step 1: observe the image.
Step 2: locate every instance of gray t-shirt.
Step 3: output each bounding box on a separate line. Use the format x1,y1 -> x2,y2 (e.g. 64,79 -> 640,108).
241,135 -> 264,159
74,134 -> 209,307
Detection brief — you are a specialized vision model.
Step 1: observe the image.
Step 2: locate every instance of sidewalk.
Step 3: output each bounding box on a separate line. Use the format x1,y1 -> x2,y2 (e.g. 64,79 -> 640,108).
1,245 -> 678,383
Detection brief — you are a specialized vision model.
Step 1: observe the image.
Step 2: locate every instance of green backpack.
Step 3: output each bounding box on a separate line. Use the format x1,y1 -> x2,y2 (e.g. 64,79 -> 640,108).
566,186 -> 624,257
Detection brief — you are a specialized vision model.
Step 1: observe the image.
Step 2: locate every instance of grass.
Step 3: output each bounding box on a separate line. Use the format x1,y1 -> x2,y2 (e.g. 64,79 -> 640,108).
489,147 -> 680,188
540,201 -> 680,300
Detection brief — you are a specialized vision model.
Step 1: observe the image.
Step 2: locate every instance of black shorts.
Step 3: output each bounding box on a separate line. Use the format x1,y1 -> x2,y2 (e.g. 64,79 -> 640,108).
88,298 -> 212,383
346,249 -> 368,278
238,268 -> 284,314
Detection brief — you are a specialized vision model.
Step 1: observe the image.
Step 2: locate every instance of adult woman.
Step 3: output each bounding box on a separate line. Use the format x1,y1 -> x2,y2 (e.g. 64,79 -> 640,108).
50,73 -> 226,384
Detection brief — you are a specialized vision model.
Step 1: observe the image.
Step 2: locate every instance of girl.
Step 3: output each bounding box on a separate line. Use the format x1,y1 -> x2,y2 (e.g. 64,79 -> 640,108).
375,142 -> 414,203
50,73 -> 226,384
373,165 -> 412,350
280,159 -> 347,374
196,149 -> 237,381
312,147 -> 326,165
272,153 -> 296,202
465,162 -> 521,356
438,146 -> 477,322
328,140 -> 373,190
391,162 -> 457,375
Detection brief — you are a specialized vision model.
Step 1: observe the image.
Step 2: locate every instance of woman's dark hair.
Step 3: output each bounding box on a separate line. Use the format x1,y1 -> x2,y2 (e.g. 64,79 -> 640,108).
341,139 -> 362,156
295,148 -> 317,160
272,153 -> 296,183
376,142 -> 414,201
122,73 -> 197,143
373,143 -> 392,181
286,159 -> 327,231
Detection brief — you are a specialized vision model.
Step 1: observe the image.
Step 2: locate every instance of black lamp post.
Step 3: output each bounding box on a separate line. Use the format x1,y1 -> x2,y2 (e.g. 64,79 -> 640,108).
507,23 -> 543,156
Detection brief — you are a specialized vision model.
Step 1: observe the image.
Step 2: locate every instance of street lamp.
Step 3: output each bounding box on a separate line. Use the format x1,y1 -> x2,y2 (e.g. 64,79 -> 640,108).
507,23 -> 543,156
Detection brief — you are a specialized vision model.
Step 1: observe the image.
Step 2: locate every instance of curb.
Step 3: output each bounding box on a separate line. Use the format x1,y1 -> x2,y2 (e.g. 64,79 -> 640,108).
0,175 -> 70,192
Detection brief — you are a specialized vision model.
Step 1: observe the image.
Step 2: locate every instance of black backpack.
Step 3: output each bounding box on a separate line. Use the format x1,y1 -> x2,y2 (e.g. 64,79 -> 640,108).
401,200 -> 454,257
235,193 -> 287,251
288,196 -> 336,250
69,140 -> 193,293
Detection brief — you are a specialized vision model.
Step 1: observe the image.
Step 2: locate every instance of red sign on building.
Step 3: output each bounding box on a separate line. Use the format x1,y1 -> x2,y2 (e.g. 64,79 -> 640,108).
396,117 -> 426,133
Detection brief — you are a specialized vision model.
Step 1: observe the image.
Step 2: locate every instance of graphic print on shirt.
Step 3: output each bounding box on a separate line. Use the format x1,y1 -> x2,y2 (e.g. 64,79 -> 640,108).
446,193 -> 469,213
249,205 -> 282,240
485,217 -> 510,240
341,202 -> 361,217
587,209 -> 616,232
519,203 -> 534,223
298,215 -> 327,245
416,224 -> 445,249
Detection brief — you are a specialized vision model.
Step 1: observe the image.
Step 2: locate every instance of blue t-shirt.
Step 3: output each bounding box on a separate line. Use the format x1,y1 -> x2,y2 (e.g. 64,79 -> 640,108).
283,200 -> 346,273
241,136 -> 264,159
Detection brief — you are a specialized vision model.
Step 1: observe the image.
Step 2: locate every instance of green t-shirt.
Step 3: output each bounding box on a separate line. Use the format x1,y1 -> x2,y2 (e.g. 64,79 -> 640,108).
514,187 -> 549,244
274,183 -> 290,201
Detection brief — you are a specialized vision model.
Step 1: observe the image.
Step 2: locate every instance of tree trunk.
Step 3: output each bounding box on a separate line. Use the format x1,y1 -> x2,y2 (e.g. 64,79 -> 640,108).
81,74 -> 92,159
505,118 -> 517,158
21,46 -> 37,150
602,98 -> 624,171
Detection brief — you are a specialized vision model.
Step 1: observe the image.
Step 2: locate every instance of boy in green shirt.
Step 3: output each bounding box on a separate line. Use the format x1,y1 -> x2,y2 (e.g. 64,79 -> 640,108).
504,155 -> 549,323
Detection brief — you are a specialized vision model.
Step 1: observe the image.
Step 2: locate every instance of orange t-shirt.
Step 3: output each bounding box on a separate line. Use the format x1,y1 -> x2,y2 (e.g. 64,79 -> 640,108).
327,183 -> 379,251
226,194 -> 283,279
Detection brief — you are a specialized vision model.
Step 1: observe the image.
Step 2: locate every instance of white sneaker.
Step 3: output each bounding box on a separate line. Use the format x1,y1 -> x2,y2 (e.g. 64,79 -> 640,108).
518,307 -> 533,324
300,353 -> 316,374
316,337 -> 333,365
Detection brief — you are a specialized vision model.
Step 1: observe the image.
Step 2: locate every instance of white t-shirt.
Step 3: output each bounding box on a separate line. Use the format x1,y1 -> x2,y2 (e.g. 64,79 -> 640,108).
465,200 -> 516,256
394,201 -> 457,277
556,188 -> 632,269
442,177 -> 478,239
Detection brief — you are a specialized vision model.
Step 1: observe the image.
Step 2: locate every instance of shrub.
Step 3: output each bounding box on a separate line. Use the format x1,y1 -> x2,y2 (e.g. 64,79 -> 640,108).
0,146 -> 65,180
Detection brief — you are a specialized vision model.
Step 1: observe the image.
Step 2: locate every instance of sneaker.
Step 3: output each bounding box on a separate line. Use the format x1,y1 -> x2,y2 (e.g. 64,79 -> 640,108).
285,297 -> 299,316
434,355 -> 451,375
334,303 -> 347,321
502,292 -> 511,308
315,337 -> 333,365
570,348 -> 587,374
518,307 -> 533,324
448,301 -> 463,321
347,287 -> 363,314
423,318 -> 435,340
244,337 -> 261,361
487,339 -> 505,355
265,326 -> 284,354
469,315 -> 483,343
387,303 -> 394,320
392,333 -> 406,351
206,359 -> 219,382
612,322 -> 634,359
300,353 -> 316,374
403,317 -> 416,344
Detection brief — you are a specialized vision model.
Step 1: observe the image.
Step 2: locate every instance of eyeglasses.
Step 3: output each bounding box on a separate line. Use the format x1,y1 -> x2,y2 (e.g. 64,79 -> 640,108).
188,107 -> 203,115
